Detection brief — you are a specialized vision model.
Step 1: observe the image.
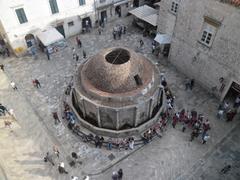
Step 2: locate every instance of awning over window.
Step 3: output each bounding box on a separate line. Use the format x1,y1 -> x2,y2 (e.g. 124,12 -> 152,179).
114,0 -> 129,7
36,28 -> 64,46
129,5 -> 158,26
154,33 -> 171,44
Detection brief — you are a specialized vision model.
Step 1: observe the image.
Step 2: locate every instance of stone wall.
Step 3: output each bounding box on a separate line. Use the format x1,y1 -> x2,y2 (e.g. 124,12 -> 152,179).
169,0 -> 240,99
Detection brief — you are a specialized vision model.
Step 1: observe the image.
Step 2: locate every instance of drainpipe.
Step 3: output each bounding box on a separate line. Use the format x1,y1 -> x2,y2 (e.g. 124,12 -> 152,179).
94,0 -> 98,26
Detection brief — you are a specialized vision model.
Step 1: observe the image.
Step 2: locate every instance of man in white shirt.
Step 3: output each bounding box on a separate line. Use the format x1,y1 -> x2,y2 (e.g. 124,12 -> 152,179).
10,81 -> 17,90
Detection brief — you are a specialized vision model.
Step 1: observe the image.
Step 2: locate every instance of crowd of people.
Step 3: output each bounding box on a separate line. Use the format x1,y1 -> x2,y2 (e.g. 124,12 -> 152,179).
217,99 -> 239,122
160,73 -> 213,144
43,145 -> 88,179
112,24 -> 127,40
112,169 -> 123,180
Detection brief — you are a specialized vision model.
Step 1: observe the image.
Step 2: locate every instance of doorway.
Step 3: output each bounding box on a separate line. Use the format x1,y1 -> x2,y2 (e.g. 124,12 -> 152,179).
82,17 -> 92,28
115,6 -> 121,17
25,34 -> 36,48
56,25 -> 65,38
100,10 -> 107,24
224,81 -> 240,105
163,44 -> 171,57
133,0 -> 139,7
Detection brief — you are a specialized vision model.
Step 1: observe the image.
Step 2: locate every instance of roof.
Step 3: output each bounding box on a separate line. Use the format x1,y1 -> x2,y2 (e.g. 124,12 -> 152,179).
129,5 -> 158,26
142,14 -> 158,26
36,28 -> 64,46
81,47 -> 154,93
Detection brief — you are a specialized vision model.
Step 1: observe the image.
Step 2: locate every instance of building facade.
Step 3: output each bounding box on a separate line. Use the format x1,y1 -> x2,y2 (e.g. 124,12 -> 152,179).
95,0 -> 133,26
0,0 -> 95,56
158,0 -> 240,101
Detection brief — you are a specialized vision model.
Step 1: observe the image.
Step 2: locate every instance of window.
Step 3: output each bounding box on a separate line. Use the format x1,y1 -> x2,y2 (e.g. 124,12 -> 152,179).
68,21 -> 74,27
79,0 -> 86,6
199,16 -> 221,47
171,1 -> 179,14
201,30 -> 213,45
49,0 -> 59,14
15,8 -> 28,24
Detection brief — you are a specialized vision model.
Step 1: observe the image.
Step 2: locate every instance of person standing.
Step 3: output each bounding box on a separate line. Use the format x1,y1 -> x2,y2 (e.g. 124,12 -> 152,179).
0,64 -> 4,71
75,54 -> 79,62
223,101 -> 229,112
5,47 -> 10,57
234,96 -> 240,108
53,145 -> 60,158
98,27 -> 102,35
72,47 -> 76,59
226,109 -> 237,122
112,171 -> 118,180
190,79 -> 195,90
76,36 -> 82,48
46,48 -> 50,60
152,44 -> 156,54
185,78 -> 190,90
83,50 -> 87,59
118,169 -> 123,180
172,113 -> 178,128
123,26 -> 126,34
139,39 -> 144,47
113,30 -> 117,40
217,109 -> 224,120
44,152 -> 55,166
83,175 -> 90,180
71,176 -> 79,180
58,162 -> 68,174
10,81 -> 17,90
202,133 -> 210,144
35,79 -> 41,88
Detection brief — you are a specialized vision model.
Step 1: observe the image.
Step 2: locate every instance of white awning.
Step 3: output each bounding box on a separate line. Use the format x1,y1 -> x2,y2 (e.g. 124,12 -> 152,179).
142,14 -> 158,26
129,5 -> 158,26
114,0 -> 129,6
36,28 -> 64,46
154,33 -> 171,44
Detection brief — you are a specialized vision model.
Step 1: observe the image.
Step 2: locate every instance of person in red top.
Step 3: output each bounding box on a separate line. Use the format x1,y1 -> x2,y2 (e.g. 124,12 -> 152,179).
172,113 -> 178,128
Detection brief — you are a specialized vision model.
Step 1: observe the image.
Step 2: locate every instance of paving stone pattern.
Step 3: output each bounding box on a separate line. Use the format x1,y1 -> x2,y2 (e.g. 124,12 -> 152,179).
0,16 -> 239,180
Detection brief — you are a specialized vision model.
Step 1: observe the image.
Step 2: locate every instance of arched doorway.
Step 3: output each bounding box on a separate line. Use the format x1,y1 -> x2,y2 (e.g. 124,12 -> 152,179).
25,34 -> 36,48
115,6 -> 121,17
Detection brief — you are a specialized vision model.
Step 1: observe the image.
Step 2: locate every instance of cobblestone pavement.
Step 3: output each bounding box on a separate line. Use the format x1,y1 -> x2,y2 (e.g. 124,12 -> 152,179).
0,16 -> 239,180
182,122 -> 240,180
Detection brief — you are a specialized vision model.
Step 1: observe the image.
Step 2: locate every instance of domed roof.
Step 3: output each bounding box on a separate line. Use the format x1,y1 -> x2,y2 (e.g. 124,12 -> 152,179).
81,47 -> 154,94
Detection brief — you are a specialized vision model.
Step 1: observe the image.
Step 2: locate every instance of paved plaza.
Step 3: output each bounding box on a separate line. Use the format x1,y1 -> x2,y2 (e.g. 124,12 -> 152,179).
0,16 -> 240,180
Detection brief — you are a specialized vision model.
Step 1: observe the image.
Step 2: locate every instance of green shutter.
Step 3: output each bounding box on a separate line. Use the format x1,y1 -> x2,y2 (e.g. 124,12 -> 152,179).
15,8 -> 28,24
50,0 -> 59,14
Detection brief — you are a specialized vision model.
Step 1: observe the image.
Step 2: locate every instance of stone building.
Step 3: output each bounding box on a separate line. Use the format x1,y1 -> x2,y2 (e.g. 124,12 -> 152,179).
0,0 -> 95,56
157,0 -> 240,101
95,0 -> 133,25
71,47 -> 164,137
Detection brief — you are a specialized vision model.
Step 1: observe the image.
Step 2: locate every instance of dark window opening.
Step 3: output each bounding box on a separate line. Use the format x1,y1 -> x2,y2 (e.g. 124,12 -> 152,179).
68,21 -> 74,27
134,74 -> 143,86
105,48 -> 130,64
